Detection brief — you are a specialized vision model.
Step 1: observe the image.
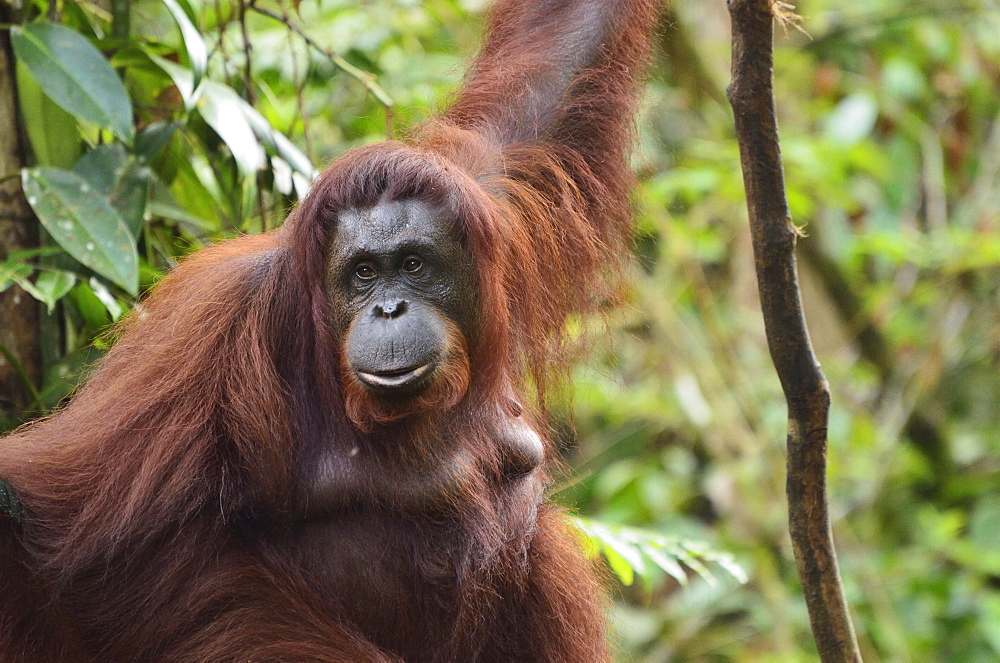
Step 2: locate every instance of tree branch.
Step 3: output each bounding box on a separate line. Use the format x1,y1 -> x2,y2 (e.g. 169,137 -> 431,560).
0,7 -> 41,420
245,1 -> 395,119
726,1 -> 862,660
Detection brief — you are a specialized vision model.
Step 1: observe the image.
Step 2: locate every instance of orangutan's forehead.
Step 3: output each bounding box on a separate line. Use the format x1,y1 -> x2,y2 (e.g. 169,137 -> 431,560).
335,199 -> 455,253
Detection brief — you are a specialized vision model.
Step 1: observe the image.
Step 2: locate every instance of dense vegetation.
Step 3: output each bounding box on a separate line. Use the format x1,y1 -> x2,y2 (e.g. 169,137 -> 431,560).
0,0 -> 997,660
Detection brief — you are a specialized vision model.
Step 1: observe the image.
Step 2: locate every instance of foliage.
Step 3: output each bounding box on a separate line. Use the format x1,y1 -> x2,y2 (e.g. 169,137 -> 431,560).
2,0 -> 999,660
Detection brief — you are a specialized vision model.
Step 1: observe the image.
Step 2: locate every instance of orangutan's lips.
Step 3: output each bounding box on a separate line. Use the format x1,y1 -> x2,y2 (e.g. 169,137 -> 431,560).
356,363 -> 434,389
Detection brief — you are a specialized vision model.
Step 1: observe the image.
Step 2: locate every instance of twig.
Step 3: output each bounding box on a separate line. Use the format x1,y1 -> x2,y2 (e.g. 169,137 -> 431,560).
111,0 -> 130,40
726,1 -> 862,661
282,0 -> 315,163
245,1 -> 394,112
237,0 -> 268,228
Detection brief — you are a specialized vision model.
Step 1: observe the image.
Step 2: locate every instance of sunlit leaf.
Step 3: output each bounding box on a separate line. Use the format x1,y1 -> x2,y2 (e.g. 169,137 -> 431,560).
11,22 -> 134,142
824,93 -> 878,146
67,281 -> 112,328
161,0 -> 207,94
641,542 -> 689,585
241,105 -> 317,179
602,546 -> 636,587
572,516 -> 748,589
198,81 -> 267,176
22,167 -> 138,295
88,277 -> 125,321
29,271 -> 77,313
147,52 -> 200,110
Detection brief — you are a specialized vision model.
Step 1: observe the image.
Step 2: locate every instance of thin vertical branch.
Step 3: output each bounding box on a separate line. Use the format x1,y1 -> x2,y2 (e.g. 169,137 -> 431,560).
726,1 -> 863,661
111,0 -> 130,40
0,6 -> 41,418
237,0 -> 268,229
282,0 -> 315,163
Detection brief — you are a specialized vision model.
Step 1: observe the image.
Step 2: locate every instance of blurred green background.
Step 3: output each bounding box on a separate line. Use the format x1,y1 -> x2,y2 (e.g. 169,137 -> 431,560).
0,0 -> 998,660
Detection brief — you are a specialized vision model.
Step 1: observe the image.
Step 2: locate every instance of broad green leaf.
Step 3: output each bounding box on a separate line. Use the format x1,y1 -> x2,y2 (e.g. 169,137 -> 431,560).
29,271 -> 77,313
74,144 -> 127,197
139,60 -> 311,182
110,161 -> 152,237
148,173 -> 213,232
602,546 -> 636,587
14,60 -> 80,168
164,152 -> 224,226
198,81 -> 267,176
67,281 -> 113,328
9,274 -> 45,304
161,0 -> 207,94
22,167 -> 138,295
11,23 -> 134,142
74,145 -> 152,236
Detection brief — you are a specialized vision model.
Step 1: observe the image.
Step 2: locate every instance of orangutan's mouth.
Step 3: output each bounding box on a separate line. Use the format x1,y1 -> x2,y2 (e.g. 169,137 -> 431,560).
356,363 -> 435,390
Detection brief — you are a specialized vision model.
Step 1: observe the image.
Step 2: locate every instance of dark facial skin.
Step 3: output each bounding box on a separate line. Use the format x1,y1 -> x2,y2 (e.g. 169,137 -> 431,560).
328,198 -> 478,397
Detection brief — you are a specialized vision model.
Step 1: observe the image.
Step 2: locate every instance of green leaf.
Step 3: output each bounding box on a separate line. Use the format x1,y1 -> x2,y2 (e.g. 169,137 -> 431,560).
22,167 -> 138,295
110,161 -> 152,237
0,262 -> 33,294
29,270 -> 77,313
74,145 -> 152,236
11,22 -> 134,143
149,173 -> 216,233
161,0 -> 207,95
73,144 -> 127,198
641,542 -> 689,585
14,60 -> 81,168
88,277 -> 125,320
197,81 -> 267,176
67,281 -> 112,328
571,517 -> 748,589
3,247 -> 64,262
134,122 -> 178,161
241,105 -> 317,179
147,52 -> 199,111
603,546 -> 636,587
147,200 -> 213,232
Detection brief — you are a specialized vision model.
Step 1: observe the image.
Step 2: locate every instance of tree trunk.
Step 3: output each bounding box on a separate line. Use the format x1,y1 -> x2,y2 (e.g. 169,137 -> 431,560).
0,5 -> 41,418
